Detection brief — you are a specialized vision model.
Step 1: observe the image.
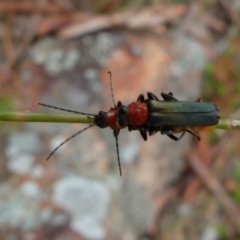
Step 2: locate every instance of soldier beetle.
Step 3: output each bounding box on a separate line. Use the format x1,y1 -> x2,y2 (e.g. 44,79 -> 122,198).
39,72 -> 220,176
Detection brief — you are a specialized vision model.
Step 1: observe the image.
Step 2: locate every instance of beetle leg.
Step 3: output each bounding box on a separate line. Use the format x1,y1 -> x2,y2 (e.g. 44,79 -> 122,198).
147,92 -> 159,100
128,126 -> 148,141
117,101 -> 122,108
148,126 -> 159,136
186,129 -> 200,141
166,128 -> 200,141
137,94 -> 145,102
128,126 -> 137,131
161,128 -> 185,140
139,127 -> 148,141
118,107 -> 128,126
167,132 -> 185,141
161,92 -> 178,101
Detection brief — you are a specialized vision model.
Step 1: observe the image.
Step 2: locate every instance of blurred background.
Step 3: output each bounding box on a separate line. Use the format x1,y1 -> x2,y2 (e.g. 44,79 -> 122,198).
0,0 -> 240,239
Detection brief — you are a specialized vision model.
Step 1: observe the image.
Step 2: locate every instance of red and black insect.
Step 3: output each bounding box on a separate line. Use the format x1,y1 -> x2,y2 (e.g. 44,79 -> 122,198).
39,72 -> 220,176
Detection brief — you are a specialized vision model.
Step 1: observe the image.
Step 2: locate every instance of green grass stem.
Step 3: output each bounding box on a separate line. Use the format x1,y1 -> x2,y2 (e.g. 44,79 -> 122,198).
217,119 -> 240,130
0,112 -> 239,131
0,112 -> 94,124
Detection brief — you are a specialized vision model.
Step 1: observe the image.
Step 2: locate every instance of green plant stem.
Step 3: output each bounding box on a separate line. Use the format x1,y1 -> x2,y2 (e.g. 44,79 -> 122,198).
0,112 -> 240,130
217,119 -> 240,130
0,112 -> 94,124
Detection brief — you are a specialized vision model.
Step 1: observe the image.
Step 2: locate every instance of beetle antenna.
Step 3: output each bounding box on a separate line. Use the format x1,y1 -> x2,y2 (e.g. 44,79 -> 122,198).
108,71 -> 122,175
46,124 -> 96,160
113,129 -> 122,176
108,71 -> 116,108
38,103 -> 96,116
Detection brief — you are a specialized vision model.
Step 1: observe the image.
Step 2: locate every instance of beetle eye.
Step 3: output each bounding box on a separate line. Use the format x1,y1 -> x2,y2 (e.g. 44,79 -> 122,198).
94,111 -> 108,128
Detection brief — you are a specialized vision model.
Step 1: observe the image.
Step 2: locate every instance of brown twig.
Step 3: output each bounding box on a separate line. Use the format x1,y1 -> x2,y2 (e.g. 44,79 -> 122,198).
186,152 -> 240,234
14,14 -> 42,68
144,187 -> 178,239
0,2 -> 64,14
58,4 -> 187,39
2,14 -> 41,70
2,17 -> 16,66
182,132 -> 211,202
